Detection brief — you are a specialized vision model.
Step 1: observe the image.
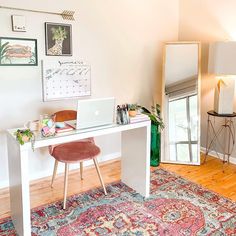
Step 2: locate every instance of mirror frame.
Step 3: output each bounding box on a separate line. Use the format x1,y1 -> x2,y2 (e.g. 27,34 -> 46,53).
161,41 -> 201,165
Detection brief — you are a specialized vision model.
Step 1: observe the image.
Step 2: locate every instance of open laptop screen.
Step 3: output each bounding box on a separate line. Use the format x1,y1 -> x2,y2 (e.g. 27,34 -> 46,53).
72,97 -> 115,130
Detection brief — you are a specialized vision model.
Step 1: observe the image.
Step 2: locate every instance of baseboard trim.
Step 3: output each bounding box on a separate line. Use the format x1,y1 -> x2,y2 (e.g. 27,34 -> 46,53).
0,152 -> 121,190
200,146 -> 236,165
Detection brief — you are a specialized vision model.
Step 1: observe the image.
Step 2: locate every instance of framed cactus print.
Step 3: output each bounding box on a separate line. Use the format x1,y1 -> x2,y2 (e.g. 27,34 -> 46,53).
45,22 -> 72,56
0,37 -> 38,66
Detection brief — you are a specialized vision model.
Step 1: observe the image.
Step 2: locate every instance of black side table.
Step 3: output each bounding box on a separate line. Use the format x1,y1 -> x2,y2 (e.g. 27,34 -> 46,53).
204,110 -> 236,163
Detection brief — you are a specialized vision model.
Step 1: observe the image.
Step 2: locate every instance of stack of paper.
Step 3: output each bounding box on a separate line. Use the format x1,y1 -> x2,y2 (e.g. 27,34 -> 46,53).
129,114 -> 150,123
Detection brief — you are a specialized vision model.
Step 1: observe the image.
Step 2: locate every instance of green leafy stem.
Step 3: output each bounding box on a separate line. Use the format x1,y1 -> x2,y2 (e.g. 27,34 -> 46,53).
140,104 -> 165,130
0,41 -> 9,63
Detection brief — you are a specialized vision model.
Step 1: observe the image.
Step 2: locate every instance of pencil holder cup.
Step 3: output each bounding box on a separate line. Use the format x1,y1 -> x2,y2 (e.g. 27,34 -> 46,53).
40,114 -> 56,137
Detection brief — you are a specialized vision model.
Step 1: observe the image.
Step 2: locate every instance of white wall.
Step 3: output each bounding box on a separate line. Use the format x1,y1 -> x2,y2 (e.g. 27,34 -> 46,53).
179,0 -> 236,161
0,0 -> 179,188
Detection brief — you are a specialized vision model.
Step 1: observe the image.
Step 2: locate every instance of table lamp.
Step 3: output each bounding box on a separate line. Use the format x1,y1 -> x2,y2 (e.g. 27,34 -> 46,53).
208,41 -> 236,114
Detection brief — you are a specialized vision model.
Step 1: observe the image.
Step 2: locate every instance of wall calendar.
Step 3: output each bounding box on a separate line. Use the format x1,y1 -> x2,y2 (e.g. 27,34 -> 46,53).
42,60 -> 91,101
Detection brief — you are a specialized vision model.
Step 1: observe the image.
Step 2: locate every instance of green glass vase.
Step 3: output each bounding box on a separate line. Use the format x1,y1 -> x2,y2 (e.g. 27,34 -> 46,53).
150,124 -> 160,167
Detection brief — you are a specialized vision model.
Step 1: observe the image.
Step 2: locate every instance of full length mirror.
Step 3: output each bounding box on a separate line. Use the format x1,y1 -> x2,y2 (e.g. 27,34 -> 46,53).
162,42 -> 201,165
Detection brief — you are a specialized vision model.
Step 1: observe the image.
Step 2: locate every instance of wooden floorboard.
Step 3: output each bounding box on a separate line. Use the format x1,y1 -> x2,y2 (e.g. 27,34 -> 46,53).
0,159 -> 121,219
1,154 -> 236,219
158,154 -> 236,201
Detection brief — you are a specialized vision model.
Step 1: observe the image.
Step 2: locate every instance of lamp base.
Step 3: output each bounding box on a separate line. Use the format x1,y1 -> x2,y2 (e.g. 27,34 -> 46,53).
214,78 -> 235,114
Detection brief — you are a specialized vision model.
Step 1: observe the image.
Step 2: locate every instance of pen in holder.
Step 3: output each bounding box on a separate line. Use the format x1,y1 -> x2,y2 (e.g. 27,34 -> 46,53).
40,114 -> 56,137
116,104 -> 130,125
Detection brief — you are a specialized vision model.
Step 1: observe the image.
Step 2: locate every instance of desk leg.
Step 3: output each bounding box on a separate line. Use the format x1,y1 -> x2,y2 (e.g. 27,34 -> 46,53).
121,125 -> 150,198
7,135 -> 31,236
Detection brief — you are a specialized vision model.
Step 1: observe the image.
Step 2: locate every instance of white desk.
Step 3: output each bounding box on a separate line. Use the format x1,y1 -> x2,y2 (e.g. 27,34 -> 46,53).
7,121 -> 151,236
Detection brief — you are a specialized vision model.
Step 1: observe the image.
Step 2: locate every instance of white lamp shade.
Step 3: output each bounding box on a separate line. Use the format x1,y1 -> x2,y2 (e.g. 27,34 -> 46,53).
208,41 -> 236,114
208,42 -> 236,75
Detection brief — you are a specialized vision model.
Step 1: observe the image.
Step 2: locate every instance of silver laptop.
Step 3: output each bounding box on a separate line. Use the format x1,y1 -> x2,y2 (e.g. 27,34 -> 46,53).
66,97 -> 115,130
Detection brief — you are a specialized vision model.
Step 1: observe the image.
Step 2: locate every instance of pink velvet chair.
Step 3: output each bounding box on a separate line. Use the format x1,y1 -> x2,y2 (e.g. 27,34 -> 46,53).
49,110 -> 107,209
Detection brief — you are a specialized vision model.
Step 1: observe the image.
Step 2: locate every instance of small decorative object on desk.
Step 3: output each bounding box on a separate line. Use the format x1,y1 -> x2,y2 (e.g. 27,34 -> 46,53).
117,104 -> 130,125
128,104 -> 137,117
40,114 -> 56,137
24,119 -> 39,132
14,129 -> 35,150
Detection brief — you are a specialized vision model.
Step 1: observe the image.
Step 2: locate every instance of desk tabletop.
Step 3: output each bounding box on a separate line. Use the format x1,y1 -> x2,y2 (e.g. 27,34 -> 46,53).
207,110 -> 236,118
7,121 -> 151,150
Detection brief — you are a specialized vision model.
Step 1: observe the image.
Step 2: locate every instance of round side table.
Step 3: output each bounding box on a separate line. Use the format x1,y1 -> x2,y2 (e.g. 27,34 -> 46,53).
204,110 -> 236,163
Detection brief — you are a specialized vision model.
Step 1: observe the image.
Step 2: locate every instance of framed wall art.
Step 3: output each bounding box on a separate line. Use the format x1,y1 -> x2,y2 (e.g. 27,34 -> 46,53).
11,15 -> 26,32
0,37 -> 38,66
45,22 -> 72,56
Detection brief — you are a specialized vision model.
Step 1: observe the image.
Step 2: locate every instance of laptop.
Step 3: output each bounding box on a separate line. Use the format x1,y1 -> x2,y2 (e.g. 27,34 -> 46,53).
66,97 -> 115,130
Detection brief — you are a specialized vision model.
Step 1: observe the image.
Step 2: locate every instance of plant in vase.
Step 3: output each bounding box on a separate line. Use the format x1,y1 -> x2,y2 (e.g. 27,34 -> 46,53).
14,129 -> 35,150
141,104 -> 164,166
128,104 -> 137,117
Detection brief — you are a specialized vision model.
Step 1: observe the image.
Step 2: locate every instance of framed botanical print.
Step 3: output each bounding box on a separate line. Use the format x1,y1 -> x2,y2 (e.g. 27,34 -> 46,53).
0,37 -> 38,66
45,22 -> 72,56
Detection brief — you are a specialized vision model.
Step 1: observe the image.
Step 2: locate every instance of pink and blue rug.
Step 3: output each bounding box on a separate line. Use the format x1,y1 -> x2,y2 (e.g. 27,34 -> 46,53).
1,168 -> 236,235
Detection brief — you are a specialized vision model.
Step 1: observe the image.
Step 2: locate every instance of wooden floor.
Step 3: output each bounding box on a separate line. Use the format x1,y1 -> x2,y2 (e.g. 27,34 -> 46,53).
1,155 -> 236,219
160,154 -> 236,201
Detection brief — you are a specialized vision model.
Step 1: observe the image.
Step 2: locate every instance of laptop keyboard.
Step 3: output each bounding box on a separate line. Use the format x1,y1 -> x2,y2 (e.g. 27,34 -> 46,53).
64,120 -> 118,132
77,123 -> 118,132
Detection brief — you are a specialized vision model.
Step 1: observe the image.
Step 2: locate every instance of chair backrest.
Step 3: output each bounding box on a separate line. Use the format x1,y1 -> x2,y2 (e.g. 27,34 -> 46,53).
54,110 -> 77,122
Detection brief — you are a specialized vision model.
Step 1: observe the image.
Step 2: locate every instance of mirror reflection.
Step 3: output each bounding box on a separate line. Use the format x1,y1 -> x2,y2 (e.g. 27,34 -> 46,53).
162,42 -> 200,164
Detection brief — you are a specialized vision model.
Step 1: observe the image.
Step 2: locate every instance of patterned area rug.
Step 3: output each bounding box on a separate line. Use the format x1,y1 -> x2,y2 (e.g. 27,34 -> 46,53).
1,168 -> 236,235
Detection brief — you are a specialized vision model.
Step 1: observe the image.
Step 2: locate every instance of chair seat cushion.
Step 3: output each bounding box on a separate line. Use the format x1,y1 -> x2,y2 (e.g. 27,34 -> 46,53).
51,141 -> 101,163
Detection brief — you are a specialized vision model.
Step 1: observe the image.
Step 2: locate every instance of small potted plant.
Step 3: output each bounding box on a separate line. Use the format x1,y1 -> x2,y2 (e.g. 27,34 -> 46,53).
15,129 -> 35,150
128,104 -> 137,117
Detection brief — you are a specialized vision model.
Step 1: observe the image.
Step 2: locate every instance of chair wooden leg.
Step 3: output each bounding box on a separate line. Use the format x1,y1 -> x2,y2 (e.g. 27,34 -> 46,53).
80,162 -> 83,180
63,163 -> 69,209
51,160 -> 58,188
93,158 -> 107,195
